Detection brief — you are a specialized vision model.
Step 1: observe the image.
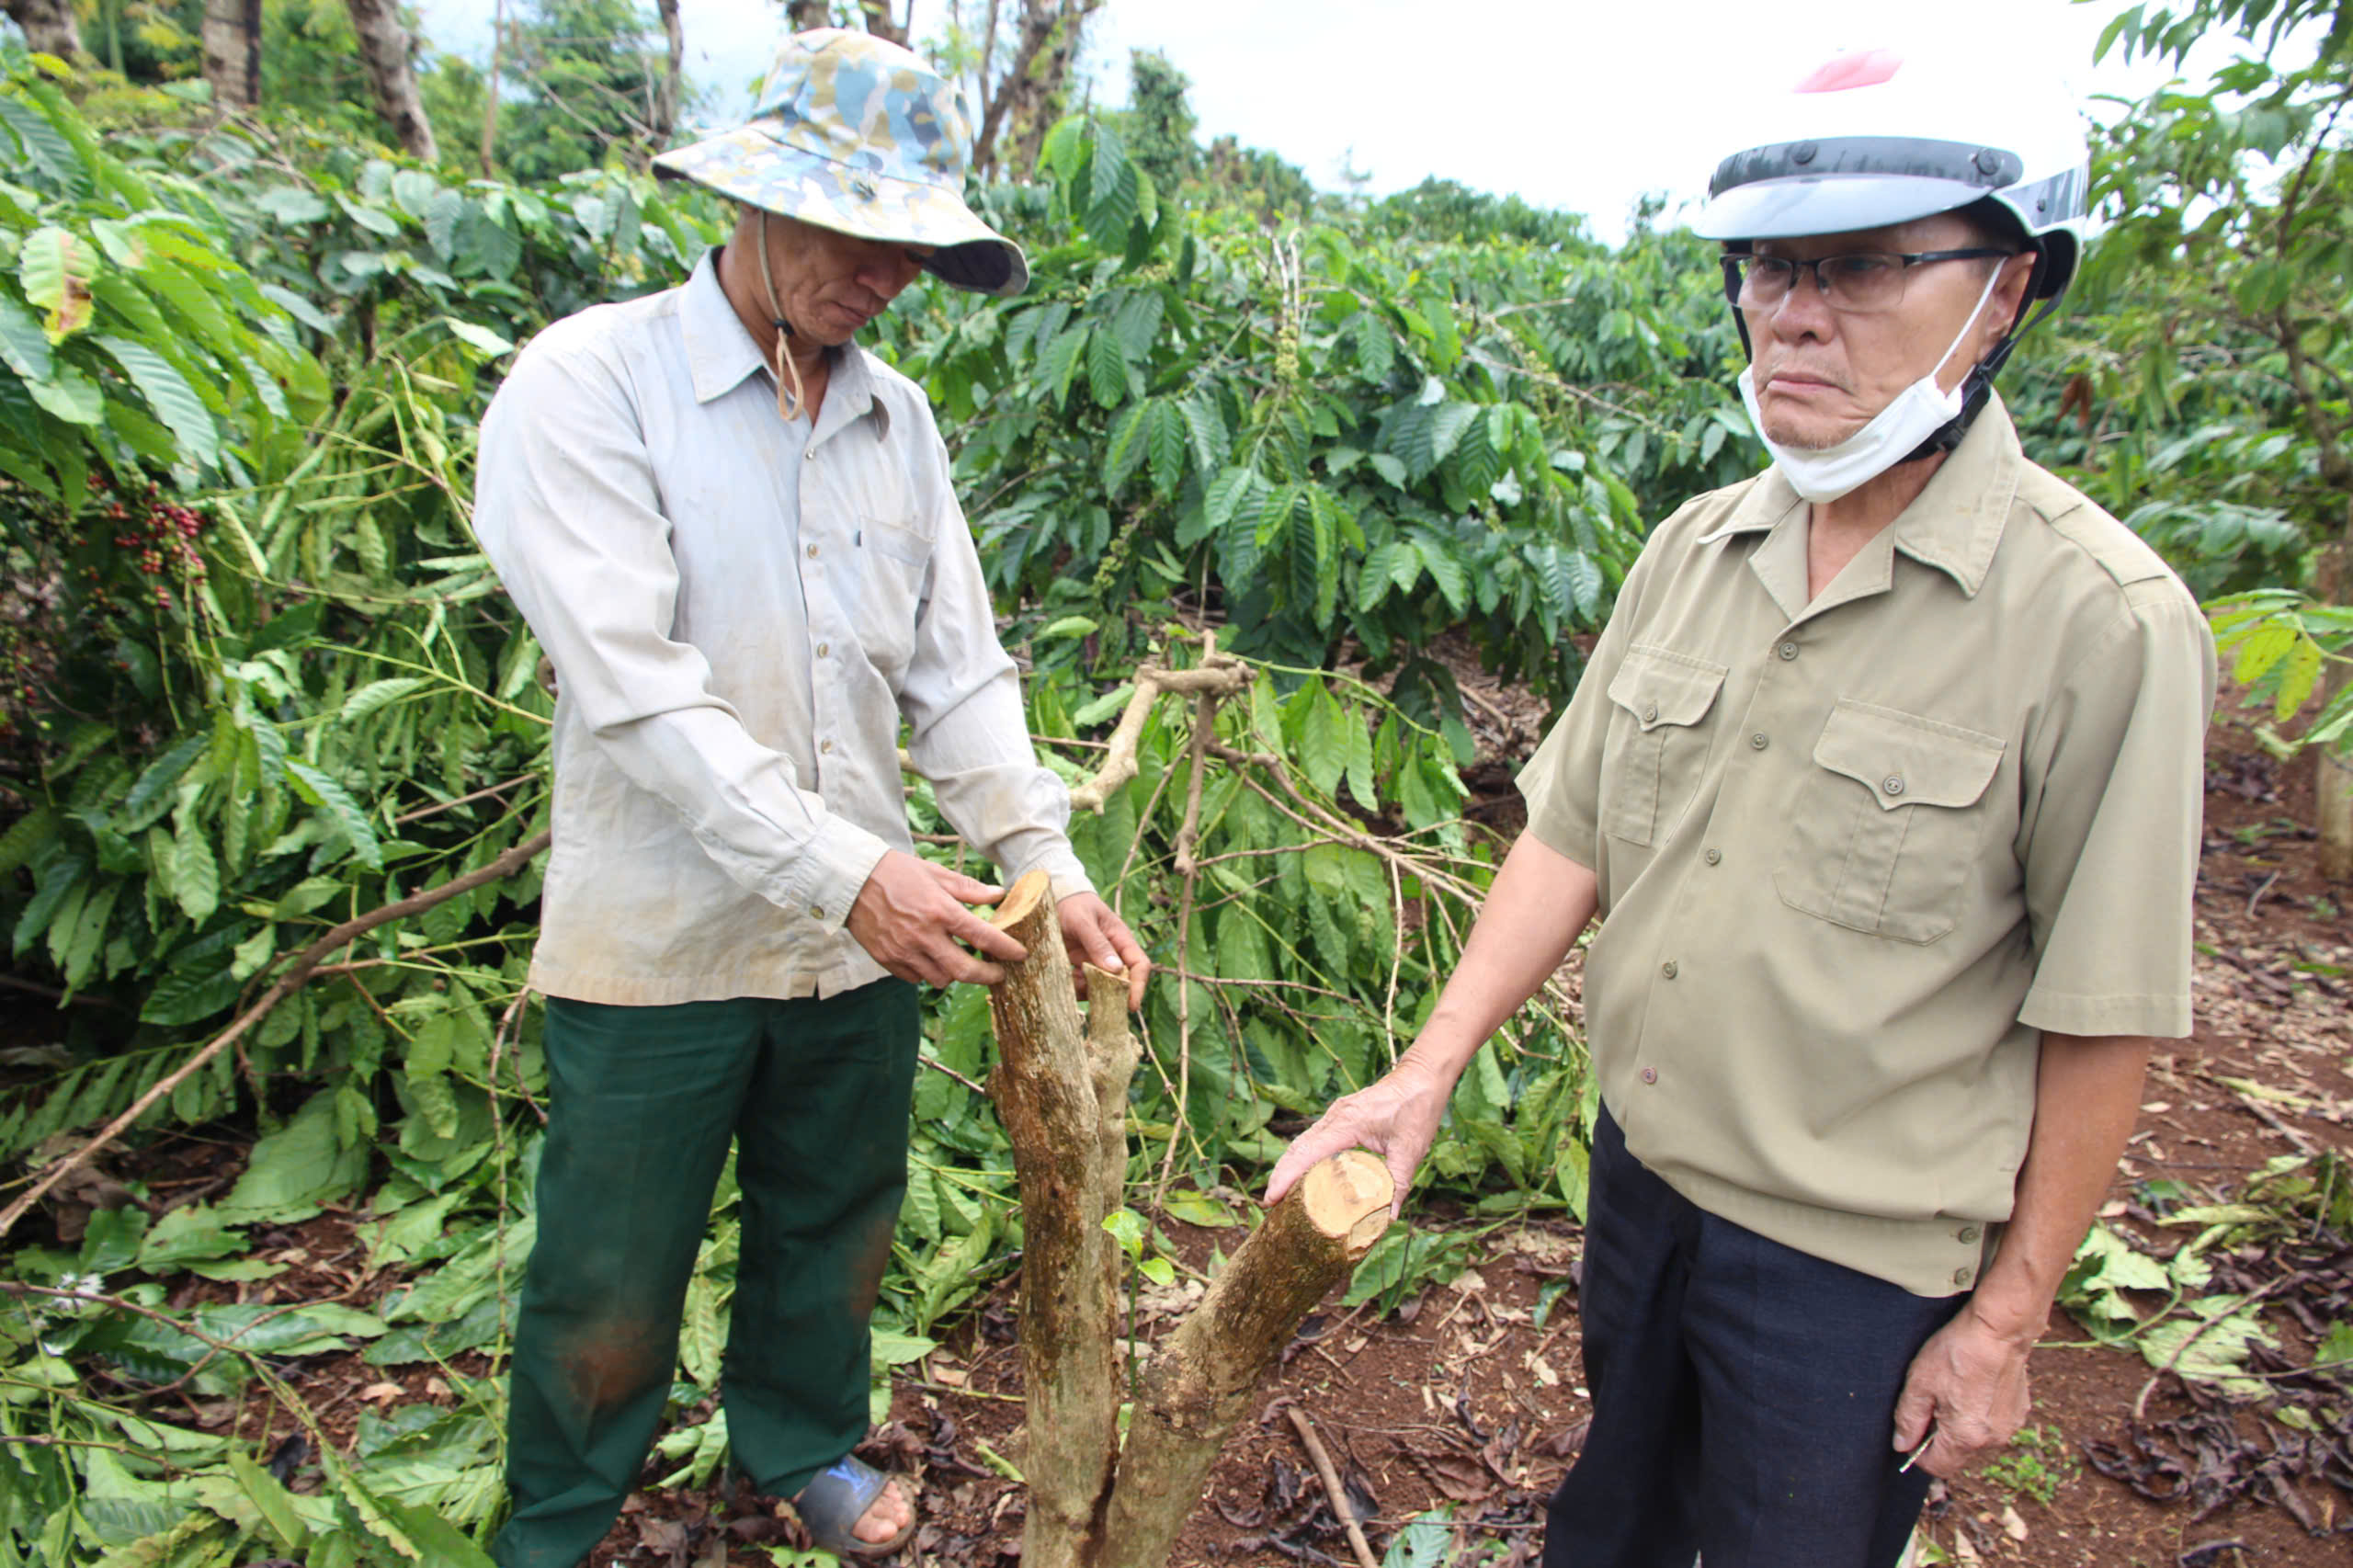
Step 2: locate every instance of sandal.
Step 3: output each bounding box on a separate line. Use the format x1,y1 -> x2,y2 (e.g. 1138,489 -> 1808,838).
792,1453 -> 916,1559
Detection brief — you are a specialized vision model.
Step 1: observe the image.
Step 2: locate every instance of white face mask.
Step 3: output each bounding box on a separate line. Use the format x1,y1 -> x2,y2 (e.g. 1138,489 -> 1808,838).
1738,266 -> 2004,505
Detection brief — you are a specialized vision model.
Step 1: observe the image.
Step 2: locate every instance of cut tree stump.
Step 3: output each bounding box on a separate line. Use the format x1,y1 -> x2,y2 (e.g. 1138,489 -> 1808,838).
983,870 -> 1393,1568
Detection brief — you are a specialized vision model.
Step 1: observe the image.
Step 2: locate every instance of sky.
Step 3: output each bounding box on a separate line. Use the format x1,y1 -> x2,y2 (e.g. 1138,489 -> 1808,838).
412,0 -> 2254,243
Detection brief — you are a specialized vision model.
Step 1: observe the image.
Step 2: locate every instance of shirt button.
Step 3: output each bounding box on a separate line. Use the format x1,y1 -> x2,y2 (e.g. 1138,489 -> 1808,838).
815,642 -> 829,657
810,905 -> 824,919
1660,960 -> 1678,979
1640,1066 -> 1658,1085
820,739 -> 834,754
1952,1266 -> 1975,1289
1749,733 -> 1768,751
1882,775 -> 1905,797
1777,641 -> 1799,661
803,449 -> 815,461
1643,703 -> 1658,724
1958,1224 -> 1981,1244
1704,847 -> 1722,866
806,543 -> 820,559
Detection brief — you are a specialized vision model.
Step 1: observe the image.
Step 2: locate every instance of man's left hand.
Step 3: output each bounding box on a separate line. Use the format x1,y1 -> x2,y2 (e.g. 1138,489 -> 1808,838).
1891,1304 -> 2036,1480
1056,892 -> 1149,1009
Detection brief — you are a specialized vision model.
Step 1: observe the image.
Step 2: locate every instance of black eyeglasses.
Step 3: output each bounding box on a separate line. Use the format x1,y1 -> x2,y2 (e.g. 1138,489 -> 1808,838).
1721,249 -> 2014,314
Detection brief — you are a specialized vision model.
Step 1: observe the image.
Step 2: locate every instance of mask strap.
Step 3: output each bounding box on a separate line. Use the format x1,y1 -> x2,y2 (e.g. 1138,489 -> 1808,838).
1929,264 -> 2006,387
756,210 -> 808,424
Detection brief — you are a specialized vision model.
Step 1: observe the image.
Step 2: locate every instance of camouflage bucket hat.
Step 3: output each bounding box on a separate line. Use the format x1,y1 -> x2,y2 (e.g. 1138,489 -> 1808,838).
652,28 -> 1026,297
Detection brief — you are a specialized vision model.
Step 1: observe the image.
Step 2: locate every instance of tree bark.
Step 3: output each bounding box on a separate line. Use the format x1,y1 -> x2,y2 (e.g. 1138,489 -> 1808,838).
199,0 -> 261,112
983,868 -> 1392,1568
343,0 -> 438,161
2,0 -> 81,58
2317,511 -> 2353,881
480,0 -> 506,176
652,0 -> 684,147
985,872 -> 1129,1568
786,0 -> 831,29
858,0 -> 908,44
972,0 -> 1100,178
1095,1152 -> 1392,1568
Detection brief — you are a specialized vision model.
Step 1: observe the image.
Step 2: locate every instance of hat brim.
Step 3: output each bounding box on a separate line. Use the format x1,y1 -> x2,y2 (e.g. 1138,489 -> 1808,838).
653,123 -> 1028,297
1690,173 -> 1983,242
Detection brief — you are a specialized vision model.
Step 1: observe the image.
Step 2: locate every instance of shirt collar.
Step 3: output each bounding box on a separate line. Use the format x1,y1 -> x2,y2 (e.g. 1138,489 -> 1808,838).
676,247 -> 892,444
1695,392 -> 2023,598
681,248 -> 767,404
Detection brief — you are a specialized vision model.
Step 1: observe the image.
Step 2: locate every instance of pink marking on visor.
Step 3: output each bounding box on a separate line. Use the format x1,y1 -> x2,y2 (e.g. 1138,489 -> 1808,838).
1794,49 -> 1904,93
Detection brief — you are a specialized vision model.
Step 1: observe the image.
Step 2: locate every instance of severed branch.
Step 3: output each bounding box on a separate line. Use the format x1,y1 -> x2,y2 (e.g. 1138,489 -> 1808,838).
1096,1150 -> 1392,1568
1068,647 -> 1251,812
0,829 -> 552,1241
1285,1404 -> 1380,1568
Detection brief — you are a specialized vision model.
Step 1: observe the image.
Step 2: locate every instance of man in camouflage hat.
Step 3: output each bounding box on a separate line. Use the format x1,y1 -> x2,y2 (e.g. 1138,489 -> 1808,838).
474,28 -> 1147,1566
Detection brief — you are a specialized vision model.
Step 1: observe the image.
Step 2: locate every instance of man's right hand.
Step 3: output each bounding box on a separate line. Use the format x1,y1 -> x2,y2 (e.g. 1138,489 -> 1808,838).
846,851 -> 1028,987
1262,1059 -> 1454,1220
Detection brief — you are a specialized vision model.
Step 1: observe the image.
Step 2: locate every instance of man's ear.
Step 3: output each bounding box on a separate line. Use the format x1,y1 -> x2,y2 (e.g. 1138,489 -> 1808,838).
1991,250 -> 2039,344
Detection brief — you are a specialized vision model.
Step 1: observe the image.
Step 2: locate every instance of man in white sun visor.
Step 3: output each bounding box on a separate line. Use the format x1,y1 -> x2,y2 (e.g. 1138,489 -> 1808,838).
1268,46 -> 2214,1568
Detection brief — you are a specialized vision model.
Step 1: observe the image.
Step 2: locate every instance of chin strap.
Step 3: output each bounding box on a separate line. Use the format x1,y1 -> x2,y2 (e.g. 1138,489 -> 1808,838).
756,210 -> 810,424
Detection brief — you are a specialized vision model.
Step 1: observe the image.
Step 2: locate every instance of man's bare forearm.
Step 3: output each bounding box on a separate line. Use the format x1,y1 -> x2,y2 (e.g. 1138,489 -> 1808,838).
1968,1031 -> 2153,1343
1397,834 -> 1600,1090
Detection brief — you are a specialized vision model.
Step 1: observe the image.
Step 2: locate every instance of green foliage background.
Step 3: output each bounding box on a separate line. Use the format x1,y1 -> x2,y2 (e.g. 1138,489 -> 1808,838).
2,2 -> 2351,1560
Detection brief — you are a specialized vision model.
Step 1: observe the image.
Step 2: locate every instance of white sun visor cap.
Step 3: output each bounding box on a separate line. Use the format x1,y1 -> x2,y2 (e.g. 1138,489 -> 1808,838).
1691,48 -> 2089,299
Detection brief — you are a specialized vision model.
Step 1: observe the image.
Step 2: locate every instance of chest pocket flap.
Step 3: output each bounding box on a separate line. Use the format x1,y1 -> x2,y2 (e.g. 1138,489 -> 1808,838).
1813,699 -> 2004,811
1607,644 -> 1728,732
1599,645 -> 1726,846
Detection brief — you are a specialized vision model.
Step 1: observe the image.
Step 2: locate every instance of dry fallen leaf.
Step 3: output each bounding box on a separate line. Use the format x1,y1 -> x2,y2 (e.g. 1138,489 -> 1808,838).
359,1382 -> 404,1404
1528,1354 -> 1559,1387
1999,1504 -> 2029,1543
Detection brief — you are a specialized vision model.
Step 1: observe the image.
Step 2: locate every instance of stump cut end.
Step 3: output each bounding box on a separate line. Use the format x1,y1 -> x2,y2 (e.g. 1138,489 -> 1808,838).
1300,1150 -> 1394,1256
991,867 -> 1053,933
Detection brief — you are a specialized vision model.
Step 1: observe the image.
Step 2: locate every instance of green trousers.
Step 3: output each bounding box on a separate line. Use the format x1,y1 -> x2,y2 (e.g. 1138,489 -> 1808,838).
494,980 -> 921,1568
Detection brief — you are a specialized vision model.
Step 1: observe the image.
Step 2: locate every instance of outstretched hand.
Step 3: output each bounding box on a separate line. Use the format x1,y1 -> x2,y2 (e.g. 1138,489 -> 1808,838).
846,851 -> 1027,987
1262,1061 -> 1453,1219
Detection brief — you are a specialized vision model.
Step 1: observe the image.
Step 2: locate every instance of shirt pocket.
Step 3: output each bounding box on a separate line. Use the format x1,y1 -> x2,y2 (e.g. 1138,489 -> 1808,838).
847,517 -> 931,677
1599,644 -> 1728,846
1774,699 -> 2006,944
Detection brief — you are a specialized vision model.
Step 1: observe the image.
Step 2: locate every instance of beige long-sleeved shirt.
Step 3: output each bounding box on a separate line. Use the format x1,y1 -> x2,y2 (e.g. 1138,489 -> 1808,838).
1518,399 -> 2214,1295
475,250 -> 1089,1004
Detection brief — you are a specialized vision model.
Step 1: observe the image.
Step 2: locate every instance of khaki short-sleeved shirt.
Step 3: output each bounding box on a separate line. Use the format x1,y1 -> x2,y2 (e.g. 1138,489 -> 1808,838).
1518,398 -> 2215,1296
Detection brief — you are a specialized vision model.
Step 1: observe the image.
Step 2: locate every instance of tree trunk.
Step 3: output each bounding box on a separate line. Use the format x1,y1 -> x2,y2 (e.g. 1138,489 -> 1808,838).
343,0 -> 438,161
199,0 -> 260,112
973,0 -> 1099,178
2317,512 -> 2353,881
652,0 -> 684,147
985,874 -> 1130,1568
786,0 -> 831,29
2,0 -> 82,57
480,0 -> 506,176
858,0 -> 908,44
983,869 -> 1393,1568
1094,1152 -> 1391,1568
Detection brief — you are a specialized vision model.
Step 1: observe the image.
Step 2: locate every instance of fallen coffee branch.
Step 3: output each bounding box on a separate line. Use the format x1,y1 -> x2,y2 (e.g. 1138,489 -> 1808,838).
0,828 -> 553,1241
